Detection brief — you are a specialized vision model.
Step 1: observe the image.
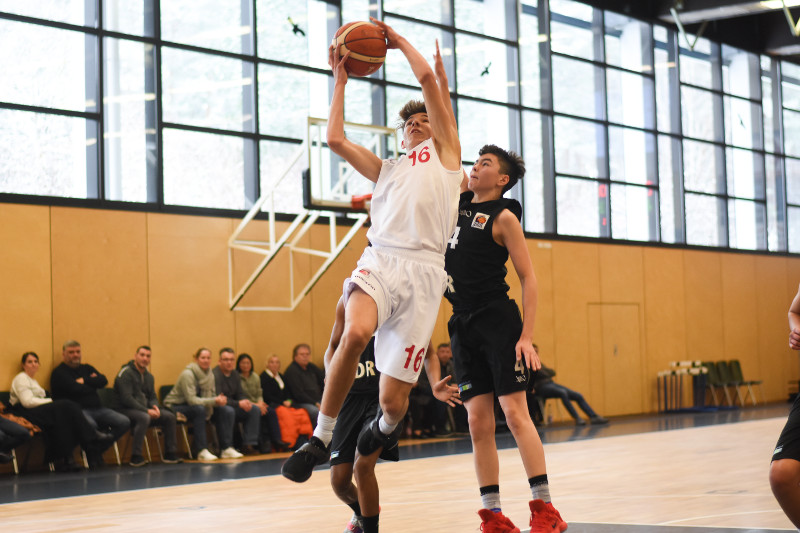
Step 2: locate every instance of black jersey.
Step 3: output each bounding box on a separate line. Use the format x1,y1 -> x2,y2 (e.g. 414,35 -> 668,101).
348,337 -> 379,395
444,191 -> 522,311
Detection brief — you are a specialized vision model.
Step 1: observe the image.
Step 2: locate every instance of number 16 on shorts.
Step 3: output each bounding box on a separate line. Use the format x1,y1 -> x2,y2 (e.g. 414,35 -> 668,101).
403,345 -> 426,373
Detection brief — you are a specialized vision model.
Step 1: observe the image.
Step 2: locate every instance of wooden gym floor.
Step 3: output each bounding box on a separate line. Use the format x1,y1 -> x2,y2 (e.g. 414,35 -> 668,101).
0,403 -> 796,532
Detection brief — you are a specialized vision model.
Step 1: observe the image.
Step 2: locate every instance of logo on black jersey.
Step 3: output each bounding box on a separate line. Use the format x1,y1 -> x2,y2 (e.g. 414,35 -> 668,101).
472,213 -> 490,229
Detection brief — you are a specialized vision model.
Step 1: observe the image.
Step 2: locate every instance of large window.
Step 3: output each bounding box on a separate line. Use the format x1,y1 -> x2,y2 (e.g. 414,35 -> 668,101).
0,0 -> 798,254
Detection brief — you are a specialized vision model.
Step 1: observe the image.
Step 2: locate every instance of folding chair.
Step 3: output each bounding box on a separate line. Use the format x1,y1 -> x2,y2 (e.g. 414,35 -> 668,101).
159,385 -> 193,459
702,362 -> 727,406
715,361 -> 744,406
728,359 -> 763,406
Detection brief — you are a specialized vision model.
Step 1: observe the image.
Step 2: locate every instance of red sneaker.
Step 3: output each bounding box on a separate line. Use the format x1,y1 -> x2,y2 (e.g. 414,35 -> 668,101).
529,499 -> 568,532
478,509 -> 521,533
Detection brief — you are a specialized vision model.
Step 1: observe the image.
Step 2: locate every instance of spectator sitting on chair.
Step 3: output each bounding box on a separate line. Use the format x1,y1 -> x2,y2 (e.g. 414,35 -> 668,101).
283,343 -> 325,427
237,353 -> 288,453
163,347 -> 227,461
50,340 -> 130,467
212,348 -> 259,457
529,344 -> 608,426
261,355 -> 313,450
11,351 -> 113,471
0,405 -> 32,464
114,345 -> 182,466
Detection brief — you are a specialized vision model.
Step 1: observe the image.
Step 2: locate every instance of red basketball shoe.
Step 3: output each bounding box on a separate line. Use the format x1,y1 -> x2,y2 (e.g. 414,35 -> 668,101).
478,509 -> 521,533
529,499 -> 568,532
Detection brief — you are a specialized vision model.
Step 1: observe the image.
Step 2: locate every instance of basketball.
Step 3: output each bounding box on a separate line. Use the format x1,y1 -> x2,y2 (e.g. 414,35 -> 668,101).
333,21 -> 387,77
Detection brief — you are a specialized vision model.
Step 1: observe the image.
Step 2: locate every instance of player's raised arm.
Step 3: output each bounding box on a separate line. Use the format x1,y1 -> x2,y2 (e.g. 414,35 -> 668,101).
327,44 -> 383,183
370,18 -> 461,170
789,284 -> 800,350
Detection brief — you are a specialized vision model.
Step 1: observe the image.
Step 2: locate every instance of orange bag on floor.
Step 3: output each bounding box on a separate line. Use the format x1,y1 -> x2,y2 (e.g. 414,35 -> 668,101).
274,405 -> 313,448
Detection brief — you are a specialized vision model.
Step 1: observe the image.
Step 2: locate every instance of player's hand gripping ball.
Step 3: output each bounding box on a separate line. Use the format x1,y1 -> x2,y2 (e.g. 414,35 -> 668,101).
332,21 -> 387,77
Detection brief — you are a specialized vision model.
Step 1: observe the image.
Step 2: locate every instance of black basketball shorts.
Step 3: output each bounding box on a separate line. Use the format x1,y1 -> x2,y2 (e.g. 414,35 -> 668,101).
330,393 -> 399,466
772,394 -> 800,463
448,298 -> 530,402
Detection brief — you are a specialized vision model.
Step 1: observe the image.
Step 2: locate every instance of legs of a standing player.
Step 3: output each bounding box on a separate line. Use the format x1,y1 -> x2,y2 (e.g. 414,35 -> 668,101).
497,391 -> 546,478
770,458 -> 800,528
466,393 -> 499,486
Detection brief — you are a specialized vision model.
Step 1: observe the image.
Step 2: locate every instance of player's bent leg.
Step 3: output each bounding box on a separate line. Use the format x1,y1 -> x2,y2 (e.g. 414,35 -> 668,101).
330,463 -> 357,503
498,391 -> 547,478
466,393 -> 500,487
321,290 -> 378,420
354,449 -> 381,517
770,458 -> 800,528
357,375 -> 412,456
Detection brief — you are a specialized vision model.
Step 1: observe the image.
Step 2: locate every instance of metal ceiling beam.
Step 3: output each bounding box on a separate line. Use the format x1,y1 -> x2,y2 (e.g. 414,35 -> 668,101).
659,0 -> 789,24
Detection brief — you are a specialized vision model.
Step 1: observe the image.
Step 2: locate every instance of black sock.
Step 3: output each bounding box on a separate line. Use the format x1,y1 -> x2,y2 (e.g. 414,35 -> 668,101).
362,514 -> 379,533
347,501 -> 362,517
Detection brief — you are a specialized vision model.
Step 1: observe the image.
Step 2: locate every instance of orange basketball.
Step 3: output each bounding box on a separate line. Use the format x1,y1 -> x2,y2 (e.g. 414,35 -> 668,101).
333,21 -> 387,77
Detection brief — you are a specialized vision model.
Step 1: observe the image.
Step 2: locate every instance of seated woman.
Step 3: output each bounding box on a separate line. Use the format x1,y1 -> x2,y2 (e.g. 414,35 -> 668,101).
162,347 -> 227,461
260,355 -> 313,449
9,351 -> 112,471
237,353 -> 289,453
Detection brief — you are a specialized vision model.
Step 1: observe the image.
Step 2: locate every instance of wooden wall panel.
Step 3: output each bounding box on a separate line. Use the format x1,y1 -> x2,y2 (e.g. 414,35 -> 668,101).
551,241 -> 601,402
642,248 -> 687,410
683,251 -> 724,362
529,240 -> 555,358
50,207 -> 149,383
0,204 -> 53,384
754,256 -> 792,402
146,213 -> 236,386
720,254 -> 758,373
3,202 -> 800,413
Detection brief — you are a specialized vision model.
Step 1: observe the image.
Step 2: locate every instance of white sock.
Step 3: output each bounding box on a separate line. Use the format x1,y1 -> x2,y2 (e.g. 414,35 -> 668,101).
378,415 -> 398,435
313,413 -> 337,446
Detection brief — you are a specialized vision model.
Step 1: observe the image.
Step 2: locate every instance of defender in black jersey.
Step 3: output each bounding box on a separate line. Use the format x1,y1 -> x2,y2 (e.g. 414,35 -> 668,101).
770,284 -> 800,528
325,296 -> 460,533
445,145 -> 567,533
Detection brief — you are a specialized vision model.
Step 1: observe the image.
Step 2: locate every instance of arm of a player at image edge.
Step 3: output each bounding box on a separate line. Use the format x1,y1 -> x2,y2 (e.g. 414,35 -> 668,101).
425,341 -> 462,406
370,18 -> 461,169
326,44 -> 383,183
497,210 -> 540,371
789,284 -> 800,350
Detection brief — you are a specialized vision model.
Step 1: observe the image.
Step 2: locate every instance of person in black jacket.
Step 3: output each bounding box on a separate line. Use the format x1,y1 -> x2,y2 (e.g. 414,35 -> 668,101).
50,340 -> 129,466
283,343 -> 325,427
114,345 -> 182,466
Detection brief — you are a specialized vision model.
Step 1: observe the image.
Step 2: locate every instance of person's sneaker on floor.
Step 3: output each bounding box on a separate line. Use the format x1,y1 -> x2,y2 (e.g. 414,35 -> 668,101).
162,452 -> 183,464
221,447 -> 244,459
197,448 -> 218,461
343,513 -> 364,533
356,418 -> 401,456
129,454 -> 147,467
281,436 -> 330,483
589,415 -> 609,425
477,509 -> 520,533
529,499 -> 567,533
242,444 -> 260,456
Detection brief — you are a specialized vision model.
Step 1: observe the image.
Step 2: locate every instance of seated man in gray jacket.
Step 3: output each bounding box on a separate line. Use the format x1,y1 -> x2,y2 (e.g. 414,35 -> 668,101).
114,345 -> 182,466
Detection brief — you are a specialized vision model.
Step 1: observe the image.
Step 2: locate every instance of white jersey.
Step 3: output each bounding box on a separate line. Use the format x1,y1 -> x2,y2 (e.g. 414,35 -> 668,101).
367,138 -> 462,255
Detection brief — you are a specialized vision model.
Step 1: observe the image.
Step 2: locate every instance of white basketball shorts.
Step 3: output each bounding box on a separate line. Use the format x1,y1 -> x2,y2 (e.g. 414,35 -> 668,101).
343,246 -> 447,383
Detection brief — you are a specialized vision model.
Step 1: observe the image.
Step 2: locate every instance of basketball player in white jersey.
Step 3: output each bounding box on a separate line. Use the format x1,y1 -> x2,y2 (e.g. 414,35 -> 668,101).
282,18 -> 462,483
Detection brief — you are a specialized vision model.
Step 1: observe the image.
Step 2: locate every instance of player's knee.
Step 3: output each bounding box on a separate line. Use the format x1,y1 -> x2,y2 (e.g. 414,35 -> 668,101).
770,460 -> 800,496
467,410 -> 494,436
503,406 -> 533,434
379,396 -> 407,423
353,458 -> 374,483
330,468 -> 352,498
340,326 -> 371,355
